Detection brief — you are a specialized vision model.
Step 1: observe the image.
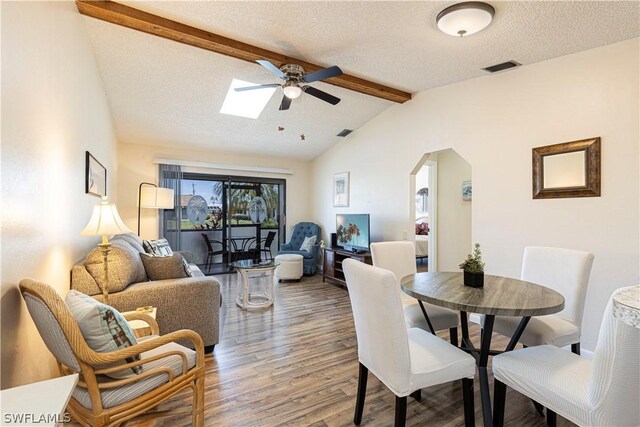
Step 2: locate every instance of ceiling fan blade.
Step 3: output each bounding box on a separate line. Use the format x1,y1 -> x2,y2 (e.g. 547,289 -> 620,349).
302,65 -> 343,83
279,95 -> 292,111
234,83 -> 281,92
256,60 -> 287,80
303,86 -> 341,105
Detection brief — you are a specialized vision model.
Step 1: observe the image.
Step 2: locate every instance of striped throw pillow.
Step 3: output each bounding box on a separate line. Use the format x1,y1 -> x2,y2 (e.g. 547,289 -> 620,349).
142,238 -> 173,256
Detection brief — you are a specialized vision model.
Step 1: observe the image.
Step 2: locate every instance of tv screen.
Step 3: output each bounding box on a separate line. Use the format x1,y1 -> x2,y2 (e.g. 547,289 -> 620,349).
336,214 -> 370,251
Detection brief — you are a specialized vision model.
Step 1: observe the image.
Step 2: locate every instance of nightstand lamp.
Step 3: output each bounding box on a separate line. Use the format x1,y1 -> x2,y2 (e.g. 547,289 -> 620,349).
81,197 -> 132,304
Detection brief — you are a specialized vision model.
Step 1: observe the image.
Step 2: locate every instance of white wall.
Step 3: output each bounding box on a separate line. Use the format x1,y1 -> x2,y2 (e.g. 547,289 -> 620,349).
416,166 -> 429,195
311,39 -> 639,351
1,1 -> 118,387
117,142 -> 312,241
435,149 -> 472,271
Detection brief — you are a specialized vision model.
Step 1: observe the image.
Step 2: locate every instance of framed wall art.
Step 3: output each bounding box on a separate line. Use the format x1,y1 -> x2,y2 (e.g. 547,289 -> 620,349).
532,137 -> 600,199
85,151 -> 107,197
462,180 -> 472,201
333,172 -> 350,207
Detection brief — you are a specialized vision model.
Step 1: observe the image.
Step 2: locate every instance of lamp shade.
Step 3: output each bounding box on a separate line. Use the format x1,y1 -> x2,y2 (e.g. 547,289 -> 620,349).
139,186 -> 175,209
81,198 -> 132,237
437,2 -> 495,37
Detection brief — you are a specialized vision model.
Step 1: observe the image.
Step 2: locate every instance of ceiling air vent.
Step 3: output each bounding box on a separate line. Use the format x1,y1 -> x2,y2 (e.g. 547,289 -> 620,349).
337,129 -> 353,137
483,60 -> 521,73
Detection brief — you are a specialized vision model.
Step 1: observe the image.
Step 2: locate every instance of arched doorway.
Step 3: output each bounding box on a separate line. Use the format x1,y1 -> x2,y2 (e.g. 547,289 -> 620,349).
410,149 -> 472,272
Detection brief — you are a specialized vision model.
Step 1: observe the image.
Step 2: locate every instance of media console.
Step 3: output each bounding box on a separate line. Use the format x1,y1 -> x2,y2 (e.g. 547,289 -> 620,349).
322,247 -> 372,287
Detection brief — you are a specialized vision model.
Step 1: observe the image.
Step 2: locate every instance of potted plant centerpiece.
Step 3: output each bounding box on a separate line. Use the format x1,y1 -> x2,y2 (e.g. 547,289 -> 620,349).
459,243 -> 485,288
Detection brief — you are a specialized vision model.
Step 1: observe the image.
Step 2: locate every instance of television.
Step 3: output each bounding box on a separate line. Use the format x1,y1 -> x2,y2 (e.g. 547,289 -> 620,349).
336,214 -> 370,252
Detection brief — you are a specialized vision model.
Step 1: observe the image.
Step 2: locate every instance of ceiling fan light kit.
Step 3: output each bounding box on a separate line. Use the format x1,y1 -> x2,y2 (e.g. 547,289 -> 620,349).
235,60 -> 343,110
437,1 -> 495,37
283,81 -> 302,99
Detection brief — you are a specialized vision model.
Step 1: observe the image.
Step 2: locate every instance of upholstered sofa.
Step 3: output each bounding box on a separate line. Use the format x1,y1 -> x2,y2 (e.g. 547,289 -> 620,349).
278,222 -> 321,275
71,233 -> 221,353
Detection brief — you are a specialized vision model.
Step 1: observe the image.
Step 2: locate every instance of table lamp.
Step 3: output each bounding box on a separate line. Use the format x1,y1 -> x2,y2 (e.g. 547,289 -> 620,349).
81,197 -> 132,305
137,182 -> 175,236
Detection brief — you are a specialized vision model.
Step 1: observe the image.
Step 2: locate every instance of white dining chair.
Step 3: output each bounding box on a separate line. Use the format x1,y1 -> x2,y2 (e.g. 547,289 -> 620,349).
370,241 -> 460,345
342,258 -> 476,427
483,246 -> 594,353
492,286 -> 640,427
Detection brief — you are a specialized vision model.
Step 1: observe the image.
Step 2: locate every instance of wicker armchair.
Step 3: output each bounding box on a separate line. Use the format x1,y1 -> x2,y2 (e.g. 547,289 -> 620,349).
19,279 -> 205,427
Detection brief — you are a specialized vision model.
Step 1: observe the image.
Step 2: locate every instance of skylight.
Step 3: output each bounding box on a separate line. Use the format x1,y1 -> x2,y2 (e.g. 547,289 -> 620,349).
220,79 -> 277,119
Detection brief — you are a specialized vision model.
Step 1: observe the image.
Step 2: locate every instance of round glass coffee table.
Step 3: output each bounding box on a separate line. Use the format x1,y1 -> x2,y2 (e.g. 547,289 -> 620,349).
231,260 -> 279,309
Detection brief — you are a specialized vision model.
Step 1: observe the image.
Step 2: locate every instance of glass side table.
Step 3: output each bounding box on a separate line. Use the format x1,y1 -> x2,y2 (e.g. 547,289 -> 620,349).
231,259 -> 279,309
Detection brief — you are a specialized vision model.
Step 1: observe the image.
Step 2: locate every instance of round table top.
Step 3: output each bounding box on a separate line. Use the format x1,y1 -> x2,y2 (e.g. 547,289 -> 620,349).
231,260 -> 279,270
401,272 -> 565,316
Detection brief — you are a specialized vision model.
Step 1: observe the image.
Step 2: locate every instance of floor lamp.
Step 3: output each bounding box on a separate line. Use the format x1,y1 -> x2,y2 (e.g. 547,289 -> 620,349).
81,198 -> 132,305
137,182 -> 175,236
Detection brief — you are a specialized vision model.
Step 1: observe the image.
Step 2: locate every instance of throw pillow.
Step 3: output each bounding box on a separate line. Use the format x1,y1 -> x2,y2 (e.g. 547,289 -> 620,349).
84,241 -> 148,294
140,253 -> 190,281
415,222 -> 429,236
299,235 -> 317,252
65,290 -> 142,379
181,256 -> 195,277
142,238 -> 173,257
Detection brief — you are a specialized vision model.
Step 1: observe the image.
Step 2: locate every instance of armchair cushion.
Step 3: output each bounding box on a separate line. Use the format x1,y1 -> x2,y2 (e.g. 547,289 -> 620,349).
140,253 -> 190,281
65,290 -> 142,379
278,249 -> 315,259
72,339 -> 196,409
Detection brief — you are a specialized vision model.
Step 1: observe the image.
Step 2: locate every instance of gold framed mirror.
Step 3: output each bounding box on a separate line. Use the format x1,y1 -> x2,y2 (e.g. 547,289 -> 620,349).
532,137 -> 601,199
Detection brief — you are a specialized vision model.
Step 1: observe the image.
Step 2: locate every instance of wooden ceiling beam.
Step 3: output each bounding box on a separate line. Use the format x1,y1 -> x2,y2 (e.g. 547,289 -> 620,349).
76,0 -> 412,103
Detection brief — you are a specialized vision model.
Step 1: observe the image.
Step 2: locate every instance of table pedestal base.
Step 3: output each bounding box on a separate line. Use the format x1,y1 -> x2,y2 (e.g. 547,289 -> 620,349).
459,311 -> 531,427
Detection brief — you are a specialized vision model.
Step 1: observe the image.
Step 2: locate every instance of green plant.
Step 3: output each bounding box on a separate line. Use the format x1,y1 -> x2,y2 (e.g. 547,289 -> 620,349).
459,243 -> 485,273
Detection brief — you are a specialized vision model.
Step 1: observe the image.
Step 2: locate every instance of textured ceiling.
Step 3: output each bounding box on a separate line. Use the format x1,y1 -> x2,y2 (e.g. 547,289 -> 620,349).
83,1 -> 639,160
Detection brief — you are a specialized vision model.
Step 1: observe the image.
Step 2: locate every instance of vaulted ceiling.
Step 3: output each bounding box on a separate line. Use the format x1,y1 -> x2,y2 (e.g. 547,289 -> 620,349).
81,1 -> 639,160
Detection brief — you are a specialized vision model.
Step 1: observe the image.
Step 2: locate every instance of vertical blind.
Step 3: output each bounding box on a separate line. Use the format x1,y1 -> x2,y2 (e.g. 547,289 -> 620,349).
159,163 -> 182,251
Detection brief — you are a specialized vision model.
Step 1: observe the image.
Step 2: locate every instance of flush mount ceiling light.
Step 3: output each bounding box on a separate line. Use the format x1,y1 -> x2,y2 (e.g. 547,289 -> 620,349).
437,2 -> 495,37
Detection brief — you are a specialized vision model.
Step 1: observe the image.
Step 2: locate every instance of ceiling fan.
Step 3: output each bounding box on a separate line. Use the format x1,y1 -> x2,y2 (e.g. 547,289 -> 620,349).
235,60 -> 343,110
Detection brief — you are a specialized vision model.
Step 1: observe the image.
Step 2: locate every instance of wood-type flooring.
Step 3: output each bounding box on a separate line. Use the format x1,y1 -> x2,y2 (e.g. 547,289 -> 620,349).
106,272 -> 577,427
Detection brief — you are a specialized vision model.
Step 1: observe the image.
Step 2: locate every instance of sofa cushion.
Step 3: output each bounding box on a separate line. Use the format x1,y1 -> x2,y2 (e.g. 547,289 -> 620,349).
111,233 -> 145,253
143,238 -> 173,257
140,253 -> 190,281
65,290 -> 142,379
71,264 -> 102,296
85,241 -> 148,293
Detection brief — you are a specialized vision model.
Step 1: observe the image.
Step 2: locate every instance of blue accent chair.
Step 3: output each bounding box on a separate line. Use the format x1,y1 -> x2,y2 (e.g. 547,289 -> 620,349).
278,222 -> 321,275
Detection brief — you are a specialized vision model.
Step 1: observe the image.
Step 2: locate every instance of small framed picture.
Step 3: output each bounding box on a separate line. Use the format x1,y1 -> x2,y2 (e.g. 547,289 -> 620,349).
333,172 -> 350,207
462,180 -> 472,201
86,151 -> 107,197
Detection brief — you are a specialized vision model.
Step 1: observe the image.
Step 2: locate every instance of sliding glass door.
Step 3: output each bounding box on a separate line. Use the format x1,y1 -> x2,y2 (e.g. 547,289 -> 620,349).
160,170 -> 285,273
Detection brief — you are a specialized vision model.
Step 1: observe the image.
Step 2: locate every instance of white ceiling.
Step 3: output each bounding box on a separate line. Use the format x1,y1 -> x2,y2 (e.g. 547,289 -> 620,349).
83,1 -> 639,161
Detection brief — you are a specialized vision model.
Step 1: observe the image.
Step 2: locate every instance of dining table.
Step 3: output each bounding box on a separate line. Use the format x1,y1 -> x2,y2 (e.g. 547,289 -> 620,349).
401,271 -> 565,427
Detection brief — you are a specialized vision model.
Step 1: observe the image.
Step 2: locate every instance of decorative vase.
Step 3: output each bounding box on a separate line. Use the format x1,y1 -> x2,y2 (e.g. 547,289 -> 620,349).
463,271 -> 484,288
